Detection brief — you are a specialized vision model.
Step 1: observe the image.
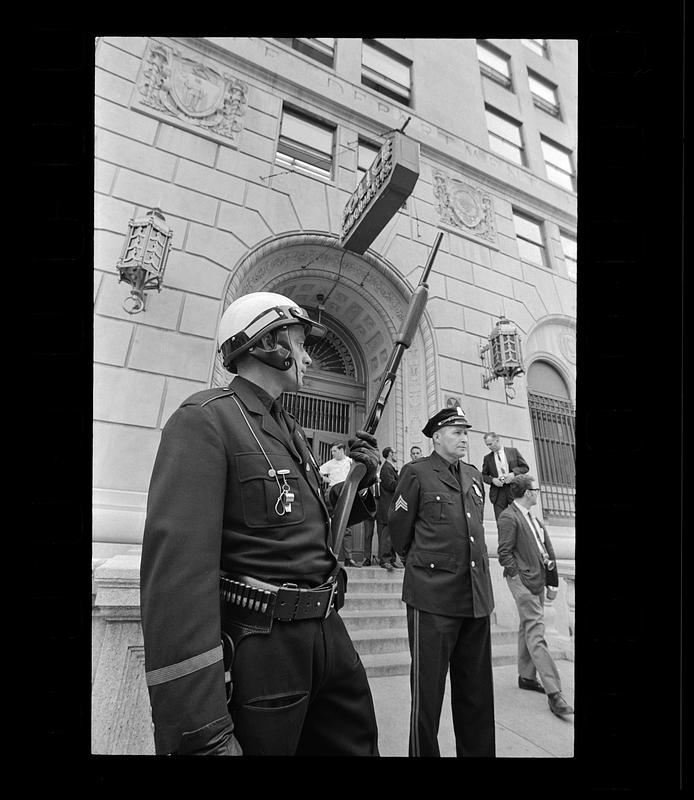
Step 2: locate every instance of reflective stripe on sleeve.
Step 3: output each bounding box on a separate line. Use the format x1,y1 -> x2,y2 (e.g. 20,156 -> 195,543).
145,645 -> 223,687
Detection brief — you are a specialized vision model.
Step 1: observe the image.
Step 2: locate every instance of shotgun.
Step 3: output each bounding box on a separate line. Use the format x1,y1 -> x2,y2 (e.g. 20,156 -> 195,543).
330,231 -> 443,559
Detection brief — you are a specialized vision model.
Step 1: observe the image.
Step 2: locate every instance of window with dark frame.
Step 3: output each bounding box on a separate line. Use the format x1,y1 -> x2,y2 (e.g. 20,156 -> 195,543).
477,40 -> 513,91
274,37 -> 335,67
356,138 -> 381,179
361,39 -> 412,106
528,70 -> 561,117
521,38 -> 549,58
541,136 -> 576,191
485,105 -> 525,165
512,209 -> 547,267
275,106 -> 336,181
560,231 -> 577,281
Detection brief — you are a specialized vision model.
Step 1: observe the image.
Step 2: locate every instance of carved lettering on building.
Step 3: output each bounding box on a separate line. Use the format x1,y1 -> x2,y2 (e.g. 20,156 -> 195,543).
432,170 -> 497,245
134,42 -> 248,144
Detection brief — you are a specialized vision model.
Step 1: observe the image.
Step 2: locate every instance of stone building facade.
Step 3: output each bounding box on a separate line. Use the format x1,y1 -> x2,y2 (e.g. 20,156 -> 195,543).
92,36 -> 577,754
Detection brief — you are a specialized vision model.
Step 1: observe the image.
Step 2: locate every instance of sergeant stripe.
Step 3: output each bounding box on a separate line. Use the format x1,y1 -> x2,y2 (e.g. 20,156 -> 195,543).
145,645 -> 223,687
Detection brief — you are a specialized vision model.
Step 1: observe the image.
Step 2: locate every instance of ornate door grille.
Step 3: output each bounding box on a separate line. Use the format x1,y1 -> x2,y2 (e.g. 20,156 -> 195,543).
282,393 -> 351,436
528,391 -> 576,519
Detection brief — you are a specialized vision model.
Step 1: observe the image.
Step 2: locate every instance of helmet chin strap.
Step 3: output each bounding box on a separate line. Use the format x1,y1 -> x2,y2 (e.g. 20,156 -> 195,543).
248,327 -> 295,372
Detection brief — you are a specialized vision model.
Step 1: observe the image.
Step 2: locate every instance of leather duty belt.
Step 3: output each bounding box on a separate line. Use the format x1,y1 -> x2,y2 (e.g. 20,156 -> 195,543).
219,573 -> 341,622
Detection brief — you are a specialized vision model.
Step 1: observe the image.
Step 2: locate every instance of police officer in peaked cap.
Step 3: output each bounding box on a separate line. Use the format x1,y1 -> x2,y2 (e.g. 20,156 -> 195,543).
388,406 -> 496,757
140,291 -> 381,756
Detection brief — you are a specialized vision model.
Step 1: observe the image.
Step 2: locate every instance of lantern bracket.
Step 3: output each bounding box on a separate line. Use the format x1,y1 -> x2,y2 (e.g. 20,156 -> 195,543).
115,207 -> 173,315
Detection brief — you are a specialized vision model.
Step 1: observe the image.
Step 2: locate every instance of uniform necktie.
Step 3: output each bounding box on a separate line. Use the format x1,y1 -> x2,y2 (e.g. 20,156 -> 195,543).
449,461 -> 461,486
270,399 -> 289,436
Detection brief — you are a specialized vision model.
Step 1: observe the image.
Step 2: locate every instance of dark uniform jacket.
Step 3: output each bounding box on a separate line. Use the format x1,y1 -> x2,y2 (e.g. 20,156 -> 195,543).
481,447 -> 529,505
376,459 -> 398,524
387,451 -> 494,618
496,502 -> 557,595
140,376 -> 375,755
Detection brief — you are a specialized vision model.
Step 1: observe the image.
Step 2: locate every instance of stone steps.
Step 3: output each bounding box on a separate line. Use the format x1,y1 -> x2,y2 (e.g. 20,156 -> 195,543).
341,565 -> 527,677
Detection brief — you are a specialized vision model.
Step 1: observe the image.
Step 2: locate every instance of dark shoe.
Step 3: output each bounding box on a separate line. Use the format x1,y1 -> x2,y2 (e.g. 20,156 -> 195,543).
518,676 -> 545,694
361,558 -> 372,566
344,559 -> 360,568
380,562 -> 394,571
548,692 -> 574,717
392,561 -> 404,569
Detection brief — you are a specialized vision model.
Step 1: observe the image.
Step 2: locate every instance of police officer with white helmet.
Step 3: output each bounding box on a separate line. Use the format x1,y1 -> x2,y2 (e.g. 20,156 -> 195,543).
140,291 -> 380,756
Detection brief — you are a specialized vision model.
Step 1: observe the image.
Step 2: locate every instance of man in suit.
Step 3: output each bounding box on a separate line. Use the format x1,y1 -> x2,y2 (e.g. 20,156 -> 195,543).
481,432 -> 529,521
388,407 -> 495,757
497,474 -> 574,718
376,447 -> 403,571
140,292 -> 380,756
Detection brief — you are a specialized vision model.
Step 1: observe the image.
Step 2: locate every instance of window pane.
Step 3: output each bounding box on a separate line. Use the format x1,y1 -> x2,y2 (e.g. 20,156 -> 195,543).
522,38 -> 546,57
312,37 -> 335,51
560,233 -> 577,261
546,163 -> 574,191
513,212 -> 543,244
358,140 -> 380,172
362,41 -> 411,90
489,134 -> 523,164
517,238 -> 545,265
281,110 -> 333,156
477,41 -> 510,77
541,138 -> 572,170
485,109 -> 522,145
528,72 -> 557,105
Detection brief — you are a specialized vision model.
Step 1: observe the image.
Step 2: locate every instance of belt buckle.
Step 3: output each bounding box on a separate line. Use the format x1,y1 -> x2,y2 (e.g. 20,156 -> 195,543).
323,579 -> 338,620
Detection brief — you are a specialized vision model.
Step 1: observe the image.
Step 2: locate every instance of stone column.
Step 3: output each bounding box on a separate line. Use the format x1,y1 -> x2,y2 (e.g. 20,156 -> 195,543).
91,551 -> 154,755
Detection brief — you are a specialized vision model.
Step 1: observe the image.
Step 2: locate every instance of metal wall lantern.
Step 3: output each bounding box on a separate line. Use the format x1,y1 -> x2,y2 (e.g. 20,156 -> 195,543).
480,316 -> 525,399
115,207 -> 173,314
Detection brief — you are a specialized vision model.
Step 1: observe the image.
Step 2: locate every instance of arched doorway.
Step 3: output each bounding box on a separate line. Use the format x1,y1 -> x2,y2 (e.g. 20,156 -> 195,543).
527,360 -> 576,523
211,233 -> 439,557
281,311 -> 367,466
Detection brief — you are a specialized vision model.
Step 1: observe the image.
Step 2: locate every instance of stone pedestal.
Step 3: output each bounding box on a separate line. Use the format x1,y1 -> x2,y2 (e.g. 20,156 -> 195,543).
91,552 -> 154,755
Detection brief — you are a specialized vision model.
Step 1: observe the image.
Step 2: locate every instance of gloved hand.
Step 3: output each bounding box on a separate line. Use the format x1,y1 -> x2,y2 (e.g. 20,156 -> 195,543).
347,430 -> 379,489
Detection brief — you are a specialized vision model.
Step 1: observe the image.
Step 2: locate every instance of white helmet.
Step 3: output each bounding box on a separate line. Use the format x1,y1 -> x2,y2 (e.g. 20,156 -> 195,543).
218,292 -> 326,373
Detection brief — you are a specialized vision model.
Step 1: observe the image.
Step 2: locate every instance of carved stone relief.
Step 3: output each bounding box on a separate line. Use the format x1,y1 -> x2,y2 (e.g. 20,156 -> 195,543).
433,170 -> 498,245
133,41 -> 248,144
558,331 -> 577,365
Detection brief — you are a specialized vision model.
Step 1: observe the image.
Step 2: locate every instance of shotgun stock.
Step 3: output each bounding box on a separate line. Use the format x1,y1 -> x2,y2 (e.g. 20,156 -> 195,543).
330,231 -> 443,558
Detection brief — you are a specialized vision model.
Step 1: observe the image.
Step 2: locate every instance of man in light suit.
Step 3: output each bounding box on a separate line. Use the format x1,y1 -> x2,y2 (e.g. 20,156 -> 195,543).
481,432 -> 529,521
497,474 -> 573,718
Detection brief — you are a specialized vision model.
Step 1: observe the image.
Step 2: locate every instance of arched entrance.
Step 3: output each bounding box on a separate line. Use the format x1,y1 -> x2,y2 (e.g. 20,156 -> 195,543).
211,232 -> 439,558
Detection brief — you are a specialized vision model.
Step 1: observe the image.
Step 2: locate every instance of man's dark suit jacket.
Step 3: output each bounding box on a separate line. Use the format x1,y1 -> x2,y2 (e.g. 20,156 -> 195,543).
377,460 -> 398,524
496,502 -> 557,595
481,447 -> 529,506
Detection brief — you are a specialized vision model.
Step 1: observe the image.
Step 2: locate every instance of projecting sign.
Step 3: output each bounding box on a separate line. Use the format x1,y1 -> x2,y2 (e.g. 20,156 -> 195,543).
340,132 -> 420,254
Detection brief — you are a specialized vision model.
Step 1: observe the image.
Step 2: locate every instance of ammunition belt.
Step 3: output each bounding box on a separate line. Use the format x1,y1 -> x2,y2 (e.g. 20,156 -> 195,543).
219,572 -> 342,622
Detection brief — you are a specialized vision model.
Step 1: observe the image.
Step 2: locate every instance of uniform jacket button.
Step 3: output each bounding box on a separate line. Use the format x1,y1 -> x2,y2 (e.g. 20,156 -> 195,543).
436,496 -> 440,500
471,560 -> 476,567
430,563 -> 435,569
466,512 -> 471,518
470,536 -> 474,542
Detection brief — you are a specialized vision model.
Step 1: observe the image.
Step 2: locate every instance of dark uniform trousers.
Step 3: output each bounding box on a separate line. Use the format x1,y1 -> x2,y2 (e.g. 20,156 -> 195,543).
407,608 -> 494,757
226,611 -> 378,756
